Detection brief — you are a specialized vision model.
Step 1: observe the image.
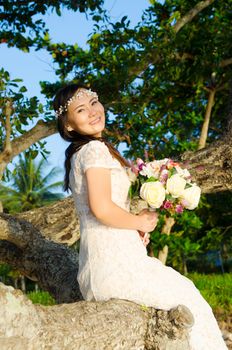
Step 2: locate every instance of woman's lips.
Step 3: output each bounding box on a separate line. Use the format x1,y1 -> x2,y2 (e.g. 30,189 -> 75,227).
90,117 -> 101,125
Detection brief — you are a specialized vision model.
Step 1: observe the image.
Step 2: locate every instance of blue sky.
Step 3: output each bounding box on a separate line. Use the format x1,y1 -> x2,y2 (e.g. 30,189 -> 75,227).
1,0 -> 150,182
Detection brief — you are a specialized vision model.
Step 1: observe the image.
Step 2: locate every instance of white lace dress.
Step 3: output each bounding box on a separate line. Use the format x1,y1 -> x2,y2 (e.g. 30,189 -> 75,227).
70,140 -> 227,350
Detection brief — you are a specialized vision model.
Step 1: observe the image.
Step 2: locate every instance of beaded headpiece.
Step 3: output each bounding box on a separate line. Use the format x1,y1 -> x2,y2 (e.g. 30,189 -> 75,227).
55,88 -> 98,118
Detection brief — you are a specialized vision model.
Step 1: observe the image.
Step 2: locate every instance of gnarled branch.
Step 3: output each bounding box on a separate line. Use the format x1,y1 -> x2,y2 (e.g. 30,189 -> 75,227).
0,282 -> 193,349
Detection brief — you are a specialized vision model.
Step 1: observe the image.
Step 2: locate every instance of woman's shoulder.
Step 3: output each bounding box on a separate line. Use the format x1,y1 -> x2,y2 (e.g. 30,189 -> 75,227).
77,140 -> 121,171
71,140 -> 110,165
72,140 -> 106,159
79,140 -> 109,156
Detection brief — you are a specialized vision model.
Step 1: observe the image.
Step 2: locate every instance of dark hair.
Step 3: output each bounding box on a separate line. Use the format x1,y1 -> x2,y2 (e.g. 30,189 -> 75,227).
53,83 -> 130,191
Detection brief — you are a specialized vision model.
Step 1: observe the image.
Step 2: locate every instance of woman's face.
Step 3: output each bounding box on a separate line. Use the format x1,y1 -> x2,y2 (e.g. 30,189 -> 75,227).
66,90 -> 105,137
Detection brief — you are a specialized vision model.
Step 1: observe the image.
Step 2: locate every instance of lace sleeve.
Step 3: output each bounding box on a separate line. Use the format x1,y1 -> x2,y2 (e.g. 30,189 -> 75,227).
80,140 -> 120,173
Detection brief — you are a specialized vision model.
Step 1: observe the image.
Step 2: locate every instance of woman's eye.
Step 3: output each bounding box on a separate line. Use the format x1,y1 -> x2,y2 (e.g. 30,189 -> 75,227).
92,100 -> 98,105
77,109 -> 84,113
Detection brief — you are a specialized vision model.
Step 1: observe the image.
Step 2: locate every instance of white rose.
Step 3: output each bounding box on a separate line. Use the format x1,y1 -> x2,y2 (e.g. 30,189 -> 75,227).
181,184 -> 201,210
155,158 -> 169,166
140,181 -> 166,208
175,166 -> 191,178
140,164 -> 157,178
166,174 -> 186,198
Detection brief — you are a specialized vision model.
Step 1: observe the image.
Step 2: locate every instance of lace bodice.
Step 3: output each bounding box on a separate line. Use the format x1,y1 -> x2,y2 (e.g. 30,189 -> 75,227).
70,140 -> 131,217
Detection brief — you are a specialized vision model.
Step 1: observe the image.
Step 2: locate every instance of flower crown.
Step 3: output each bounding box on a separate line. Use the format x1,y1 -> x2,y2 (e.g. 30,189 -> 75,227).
55,88 -> 98,118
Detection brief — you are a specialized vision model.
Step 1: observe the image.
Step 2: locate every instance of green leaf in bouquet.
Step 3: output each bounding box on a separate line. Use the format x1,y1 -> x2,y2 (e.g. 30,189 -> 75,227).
168,167 -> 177,178
185,183 -> 193,189
166,194 -> 174,201
145,176 -> 157,183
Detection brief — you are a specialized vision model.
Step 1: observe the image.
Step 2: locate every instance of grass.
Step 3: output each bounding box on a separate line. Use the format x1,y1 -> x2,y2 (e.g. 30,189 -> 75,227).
188,273 -> 232,316
27,273 -> 232,316
27,290 -> 55,306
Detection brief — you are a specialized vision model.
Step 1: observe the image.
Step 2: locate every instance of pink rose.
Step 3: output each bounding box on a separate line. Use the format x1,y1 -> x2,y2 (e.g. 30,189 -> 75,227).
136,158 -> 146,171
175,204 -> 184,213
163,200 -> 172,209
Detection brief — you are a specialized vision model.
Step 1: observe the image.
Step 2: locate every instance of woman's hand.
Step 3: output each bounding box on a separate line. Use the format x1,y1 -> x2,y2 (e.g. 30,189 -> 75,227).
137,209 -> 158,233
138,231 -> 150,247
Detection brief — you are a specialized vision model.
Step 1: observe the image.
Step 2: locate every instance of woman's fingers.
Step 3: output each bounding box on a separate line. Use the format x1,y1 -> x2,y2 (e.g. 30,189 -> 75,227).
138,232 -> 150,247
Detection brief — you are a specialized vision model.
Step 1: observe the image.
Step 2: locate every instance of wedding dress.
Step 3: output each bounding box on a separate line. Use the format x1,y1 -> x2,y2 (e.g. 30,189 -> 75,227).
70,140 -> 227,350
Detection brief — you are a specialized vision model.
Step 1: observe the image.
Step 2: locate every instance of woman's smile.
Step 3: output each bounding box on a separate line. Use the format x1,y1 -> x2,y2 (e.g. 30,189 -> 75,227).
89,117 -> 101,125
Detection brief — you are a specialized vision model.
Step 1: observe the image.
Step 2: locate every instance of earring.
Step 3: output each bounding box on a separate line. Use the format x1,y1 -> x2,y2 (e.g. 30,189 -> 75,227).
67,125 -> 73,132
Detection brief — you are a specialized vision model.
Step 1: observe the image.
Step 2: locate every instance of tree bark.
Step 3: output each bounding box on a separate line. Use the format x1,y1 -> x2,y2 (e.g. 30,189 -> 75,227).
0,212 -> 82,303
17,196 -> 80,245
181,130 -> 232,193
0,282 -> 194,350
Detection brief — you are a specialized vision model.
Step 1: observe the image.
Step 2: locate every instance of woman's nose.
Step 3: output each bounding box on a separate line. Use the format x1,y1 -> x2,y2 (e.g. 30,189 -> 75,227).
89,106 -> 97,117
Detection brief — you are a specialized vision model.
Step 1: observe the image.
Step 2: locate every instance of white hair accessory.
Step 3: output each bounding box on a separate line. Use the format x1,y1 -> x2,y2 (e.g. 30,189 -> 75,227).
55,88 -> 98,118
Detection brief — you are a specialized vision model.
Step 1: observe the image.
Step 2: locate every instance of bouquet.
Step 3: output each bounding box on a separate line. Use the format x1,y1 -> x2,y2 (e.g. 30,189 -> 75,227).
128,158 -> 201,215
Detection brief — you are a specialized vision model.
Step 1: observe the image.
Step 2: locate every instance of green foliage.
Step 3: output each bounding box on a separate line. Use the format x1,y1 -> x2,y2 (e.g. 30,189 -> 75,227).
149,208 -> 203,272
0,152 -> 64,213
198,192 -> 232,250
0,263 -> 12,284
27,290 -> 55,306
0,69 -> 39,134
0,0 -> 105,50
0,69 -> 51,176
188,273 -> 232,313
148,192 -> 232,273
40,1 -> 232,160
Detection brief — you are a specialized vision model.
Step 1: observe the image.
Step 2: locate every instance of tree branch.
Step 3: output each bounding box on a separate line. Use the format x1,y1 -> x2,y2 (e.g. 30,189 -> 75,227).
220,57 -> 232,68
0,212 -> 81,303
198,88 -> 216,150
128,0 -> 215,79
173,0 -> 215,33
0,119 -> 57,176
0,282 -> 193,349
181,132 -> 232,193
4,99 -> 13,156
17,196 -> 80,245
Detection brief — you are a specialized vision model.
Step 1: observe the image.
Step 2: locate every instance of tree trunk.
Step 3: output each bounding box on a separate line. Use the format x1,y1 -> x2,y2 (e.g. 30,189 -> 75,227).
0,212 -> 82,303
158,217 -> 175,265
198,89 -> 216,150
20,275 -> 26,293
0,282 -> 194,350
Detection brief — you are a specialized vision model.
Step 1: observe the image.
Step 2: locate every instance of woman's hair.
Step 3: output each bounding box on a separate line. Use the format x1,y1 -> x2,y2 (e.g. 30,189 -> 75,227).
53,83 -> 130,191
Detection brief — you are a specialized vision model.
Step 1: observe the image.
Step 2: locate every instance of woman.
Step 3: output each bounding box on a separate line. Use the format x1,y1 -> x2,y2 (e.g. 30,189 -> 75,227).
53,83 -> 227,349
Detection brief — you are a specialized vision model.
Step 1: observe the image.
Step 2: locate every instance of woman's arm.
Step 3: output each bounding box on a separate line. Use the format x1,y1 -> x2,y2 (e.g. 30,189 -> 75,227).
86,167 -> 158,233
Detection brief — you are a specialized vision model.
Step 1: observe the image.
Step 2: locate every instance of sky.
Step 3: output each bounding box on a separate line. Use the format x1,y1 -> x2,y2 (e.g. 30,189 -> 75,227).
1,0 -> 150,182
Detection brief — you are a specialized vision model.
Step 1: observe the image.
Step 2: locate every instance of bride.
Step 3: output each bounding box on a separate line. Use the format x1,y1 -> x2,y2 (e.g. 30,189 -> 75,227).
53,83 -> 227,349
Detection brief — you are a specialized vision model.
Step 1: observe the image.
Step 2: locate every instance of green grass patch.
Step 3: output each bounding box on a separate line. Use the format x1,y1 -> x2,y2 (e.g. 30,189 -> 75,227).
27,291 -> 55,306
188,273 -> 232,315
27,273 -> 232,316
